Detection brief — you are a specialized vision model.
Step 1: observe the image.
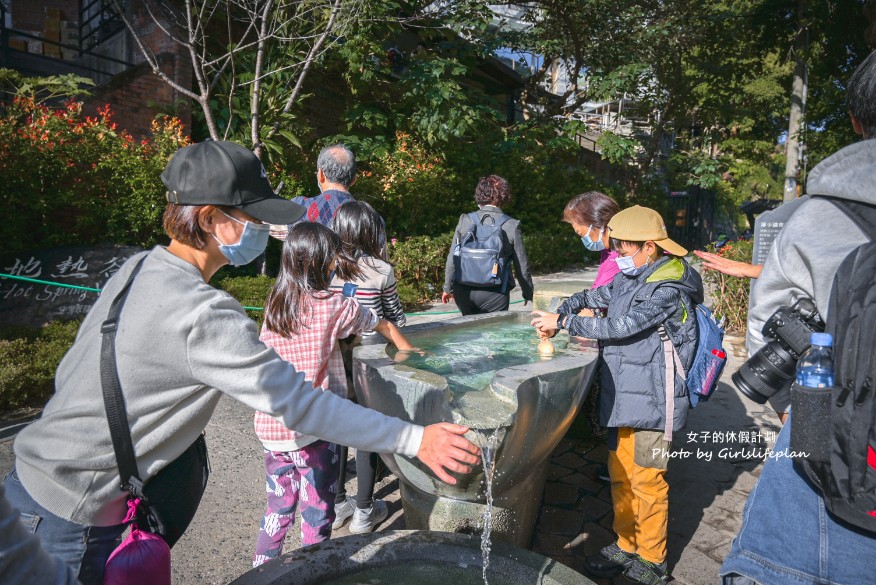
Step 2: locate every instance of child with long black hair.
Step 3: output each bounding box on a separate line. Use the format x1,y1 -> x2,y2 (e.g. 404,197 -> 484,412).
328,201 -> 406,534
252,222 -> 414,567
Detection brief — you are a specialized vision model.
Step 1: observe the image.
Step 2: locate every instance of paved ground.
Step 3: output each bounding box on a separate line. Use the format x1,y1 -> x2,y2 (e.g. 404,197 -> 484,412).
0,265 -> 782,584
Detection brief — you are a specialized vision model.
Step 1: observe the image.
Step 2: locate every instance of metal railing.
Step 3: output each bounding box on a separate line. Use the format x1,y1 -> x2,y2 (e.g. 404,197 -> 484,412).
0,2 -> 133,83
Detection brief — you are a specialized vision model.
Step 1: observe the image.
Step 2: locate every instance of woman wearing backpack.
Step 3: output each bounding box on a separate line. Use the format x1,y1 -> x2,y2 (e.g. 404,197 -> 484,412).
441,175 -> 534,315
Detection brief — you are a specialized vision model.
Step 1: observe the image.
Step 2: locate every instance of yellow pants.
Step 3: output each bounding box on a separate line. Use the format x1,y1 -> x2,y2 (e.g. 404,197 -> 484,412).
607,427 -> 670,564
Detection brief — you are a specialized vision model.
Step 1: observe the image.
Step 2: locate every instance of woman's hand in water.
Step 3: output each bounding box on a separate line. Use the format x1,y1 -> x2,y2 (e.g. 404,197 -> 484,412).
530,310 -> 560,336
418,422 -> 480,484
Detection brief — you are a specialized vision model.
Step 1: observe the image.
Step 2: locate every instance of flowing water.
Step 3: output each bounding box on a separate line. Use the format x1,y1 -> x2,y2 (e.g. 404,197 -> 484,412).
384,319 -> 567,582
480,427 -> 500,585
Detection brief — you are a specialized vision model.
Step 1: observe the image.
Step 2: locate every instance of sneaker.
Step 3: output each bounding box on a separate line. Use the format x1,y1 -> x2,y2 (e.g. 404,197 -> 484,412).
582,542 -> 637,578
332,497 -> 355,530
622,557 -> 670,585
348,500 -> 389,534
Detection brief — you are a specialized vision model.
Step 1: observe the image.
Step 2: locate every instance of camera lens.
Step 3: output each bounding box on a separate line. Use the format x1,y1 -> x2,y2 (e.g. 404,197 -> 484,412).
732,341 -> 797,404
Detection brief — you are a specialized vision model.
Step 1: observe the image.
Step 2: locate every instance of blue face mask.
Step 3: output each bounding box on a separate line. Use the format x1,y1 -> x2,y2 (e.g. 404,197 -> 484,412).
213,210 -> 270,266
580,224 -> 606,252
614,248 -> 650,277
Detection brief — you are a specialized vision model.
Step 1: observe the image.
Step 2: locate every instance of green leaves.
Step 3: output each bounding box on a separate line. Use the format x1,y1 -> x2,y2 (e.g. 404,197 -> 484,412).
0,69 -> 94,103
597,132 -> 640,165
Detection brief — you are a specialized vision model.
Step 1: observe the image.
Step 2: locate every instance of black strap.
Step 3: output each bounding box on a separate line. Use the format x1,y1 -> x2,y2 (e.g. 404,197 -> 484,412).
811,195 -> 876,240
469,211 -> 511,227
100,254 -> 149,496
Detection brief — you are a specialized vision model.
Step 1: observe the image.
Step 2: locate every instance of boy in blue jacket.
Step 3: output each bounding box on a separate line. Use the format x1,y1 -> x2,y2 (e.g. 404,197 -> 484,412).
532,205 -> 703,585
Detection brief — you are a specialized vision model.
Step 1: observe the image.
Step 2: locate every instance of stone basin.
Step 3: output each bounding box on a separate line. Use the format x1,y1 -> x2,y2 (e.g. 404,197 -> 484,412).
353,311 -> 599,547
230,530 -> 595,585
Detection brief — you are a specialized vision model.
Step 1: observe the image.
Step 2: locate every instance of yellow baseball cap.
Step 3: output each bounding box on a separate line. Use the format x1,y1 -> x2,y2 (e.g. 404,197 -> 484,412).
607,205 -> 688,256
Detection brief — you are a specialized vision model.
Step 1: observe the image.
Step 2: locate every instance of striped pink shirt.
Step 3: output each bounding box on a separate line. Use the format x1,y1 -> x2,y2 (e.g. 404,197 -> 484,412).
254,292 -> 378,451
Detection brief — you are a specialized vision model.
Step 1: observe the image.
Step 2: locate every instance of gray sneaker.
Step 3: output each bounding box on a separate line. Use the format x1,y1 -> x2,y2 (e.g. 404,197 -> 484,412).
583,542 -> 637,578
348,500 -> 389,534
332,497 -> 355,530
622,557 -> 669,585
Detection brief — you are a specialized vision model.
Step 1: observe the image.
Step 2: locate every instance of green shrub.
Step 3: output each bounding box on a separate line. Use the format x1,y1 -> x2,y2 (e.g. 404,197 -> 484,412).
388,233 -> 453,308
0,320 -> 79,411
212,274 -> 275,327
701,239 -> 754,334
524,230 -> 589,274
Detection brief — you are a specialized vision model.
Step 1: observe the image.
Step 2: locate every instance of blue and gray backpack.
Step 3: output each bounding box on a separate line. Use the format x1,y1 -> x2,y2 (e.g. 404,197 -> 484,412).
686,304 -> 727,407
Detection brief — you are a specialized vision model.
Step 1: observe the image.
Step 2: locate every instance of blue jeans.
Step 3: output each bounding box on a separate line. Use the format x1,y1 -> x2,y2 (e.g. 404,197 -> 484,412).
3,469 -> 126,585
720,419 -> 876,585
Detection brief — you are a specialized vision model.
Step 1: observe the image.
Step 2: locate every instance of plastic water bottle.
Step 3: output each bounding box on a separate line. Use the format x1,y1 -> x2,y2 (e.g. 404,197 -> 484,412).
796,332 -> 835,388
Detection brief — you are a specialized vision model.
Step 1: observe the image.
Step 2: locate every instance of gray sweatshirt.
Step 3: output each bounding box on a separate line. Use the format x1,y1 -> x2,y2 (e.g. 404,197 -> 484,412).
748,140 -> 876,354
13,246 -> 423,526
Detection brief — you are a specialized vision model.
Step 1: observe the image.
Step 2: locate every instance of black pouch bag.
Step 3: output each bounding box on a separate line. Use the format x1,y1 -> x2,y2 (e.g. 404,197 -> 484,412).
790,240 -> 876,535
100,255 -> 210,547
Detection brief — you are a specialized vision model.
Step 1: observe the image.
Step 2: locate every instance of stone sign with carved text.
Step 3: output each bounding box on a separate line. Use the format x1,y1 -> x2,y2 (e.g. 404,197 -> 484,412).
0,244 -> 143,328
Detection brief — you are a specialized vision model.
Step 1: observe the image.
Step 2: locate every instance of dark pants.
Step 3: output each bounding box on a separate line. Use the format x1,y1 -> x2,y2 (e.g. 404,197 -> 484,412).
453,284 -> 509,315
335,448 -> 380,509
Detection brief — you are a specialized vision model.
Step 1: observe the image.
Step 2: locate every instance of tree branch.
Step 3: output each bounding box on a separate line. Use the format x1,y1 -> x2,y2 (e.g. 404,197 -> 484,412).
262,0 -> 345,145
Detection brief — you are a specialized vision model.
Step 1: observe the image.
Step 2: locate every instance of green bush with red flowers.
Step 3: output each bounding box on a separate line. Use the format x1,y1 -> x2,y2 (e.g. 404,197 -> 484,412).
0,97 -> 189,254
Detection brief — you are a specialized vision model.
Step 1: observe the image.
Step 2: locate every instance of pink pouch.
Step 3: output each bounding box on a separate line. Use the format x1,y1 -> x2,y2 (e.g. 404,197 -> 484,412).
104,498 -> 171,585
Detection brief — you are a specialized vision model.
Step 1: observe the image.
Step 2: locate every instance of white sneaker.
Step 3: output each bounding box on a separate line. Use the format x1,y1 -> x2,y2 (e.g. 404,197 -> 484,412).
348,500 -> 389,534
332,497 -> 355,530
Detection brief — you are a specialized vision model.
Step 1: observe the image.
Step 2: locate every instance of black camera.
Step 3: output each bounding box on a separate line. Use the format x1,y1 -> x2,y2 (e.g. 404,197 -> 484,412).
732,298 -> 824,404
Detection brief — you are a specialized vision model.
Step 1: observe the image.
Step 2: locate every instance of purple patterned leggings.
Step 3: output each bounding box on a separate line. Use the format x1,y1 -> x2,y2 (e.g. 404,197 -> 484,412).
252,441 -> 339,567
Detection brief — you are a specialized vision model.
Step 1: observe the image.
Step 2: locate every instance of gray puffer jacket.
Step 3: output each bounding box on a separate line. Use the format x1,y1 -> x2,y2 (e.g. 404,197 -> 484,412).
559,256 -> 704,433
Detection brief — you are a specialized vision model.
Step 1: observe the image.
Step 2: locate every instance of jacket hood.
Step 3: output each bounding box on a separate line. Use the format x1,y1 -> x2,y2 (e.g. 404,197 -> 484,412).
644,256 -> 704,304
806,139 -> 876,205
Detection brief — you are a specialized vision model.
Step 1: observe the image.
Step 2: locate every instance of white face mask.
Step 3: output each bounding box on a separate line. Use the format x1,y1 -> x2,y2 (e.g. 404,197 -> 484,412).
580,225 -> 606,251
614,248 -> 650,276
212,210 -> 270,266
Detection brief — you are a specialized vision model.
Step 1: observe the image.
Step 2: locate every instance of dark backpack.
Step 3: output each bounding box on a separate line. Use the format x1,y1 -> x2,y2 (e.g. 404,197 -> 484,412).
791,196 -> 876,534
453,212 -> 512,290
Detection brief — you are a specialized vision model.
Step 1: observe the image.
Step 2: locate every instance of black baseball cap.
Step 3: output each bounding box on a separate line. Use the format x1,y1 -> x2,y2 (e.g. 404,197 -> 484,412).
161,140 -> 305,224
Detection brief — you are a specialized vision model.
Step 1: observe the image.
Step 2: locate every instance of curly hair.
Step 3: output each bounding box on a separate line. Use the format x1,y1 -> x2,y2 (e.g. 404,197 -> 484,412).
474,175 -> 511,207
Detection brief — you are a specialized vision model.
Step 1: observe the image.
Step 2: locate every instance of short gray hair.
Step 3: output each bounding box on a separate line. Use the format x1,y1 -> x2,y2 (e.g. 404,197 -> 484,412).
317,144 -> 357,187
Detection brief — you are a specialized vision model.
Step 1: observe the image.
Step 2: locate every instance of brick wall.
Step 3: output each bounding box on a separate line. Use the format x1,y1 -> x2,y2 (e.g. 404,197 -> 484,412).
83,53 -> 192,138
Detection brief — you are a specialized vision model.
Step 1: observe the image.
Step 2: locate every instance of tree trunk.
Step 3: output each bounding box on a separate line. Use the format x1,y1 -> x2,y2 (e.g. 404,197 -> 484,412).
783,0 -> 807,202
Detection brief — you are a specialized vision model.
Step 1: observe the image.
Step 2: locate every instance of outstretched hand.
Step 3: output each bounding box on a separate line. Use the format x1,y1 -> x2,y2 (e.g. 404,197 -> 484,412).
417,422 -> 480,484
693,250 -> 762,279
